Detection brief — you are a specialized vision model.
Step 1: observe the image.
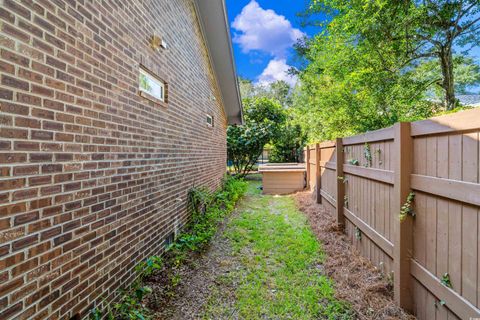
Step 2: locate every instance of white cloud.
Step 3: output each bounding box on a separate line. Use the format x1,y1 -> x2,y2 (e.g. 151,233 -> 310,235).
256,59 -> 297,87
231,0 -> 305,58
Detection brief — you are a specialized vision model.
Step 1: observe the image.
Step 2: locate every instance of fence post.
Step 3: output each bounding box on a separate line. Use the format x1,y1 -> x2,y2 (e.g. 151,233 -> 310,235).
305,146 -> 310,190
316,143 -> 321,204
335,138 -> 345,227
393,122 -> 413,312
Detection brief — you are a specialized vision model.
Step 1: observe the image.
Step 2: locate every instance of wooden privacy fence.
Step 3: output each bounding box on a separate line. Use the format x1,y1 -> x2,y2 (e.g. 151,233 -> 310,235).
305,108 -> 480,320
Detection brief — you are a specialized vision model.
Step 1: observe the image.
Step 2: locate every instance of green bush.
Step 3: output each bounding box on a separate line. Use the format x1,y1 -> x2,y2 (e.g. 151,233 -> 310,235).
269,123 -> 306,163
168,175 -> 248,256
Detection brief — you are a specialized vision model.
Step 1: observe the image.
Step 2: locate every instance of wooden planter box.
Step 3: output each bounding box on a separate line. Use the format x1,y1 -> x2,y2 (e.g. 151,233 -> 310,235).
258,163 -> 306,195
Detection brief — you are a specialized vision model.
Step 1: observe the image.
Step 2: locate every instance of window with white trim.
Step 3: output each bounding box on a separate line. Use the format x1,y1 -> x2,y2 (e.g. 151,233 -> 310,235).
206,114 -> 214,127
139,67 -> 165,103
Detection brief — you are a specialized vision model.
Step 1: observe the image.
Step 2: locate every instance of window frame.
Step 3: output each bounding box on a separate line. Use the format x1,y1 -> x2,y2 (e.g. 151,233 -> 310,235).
206,114 -> 214,128
138,66 -> 167,105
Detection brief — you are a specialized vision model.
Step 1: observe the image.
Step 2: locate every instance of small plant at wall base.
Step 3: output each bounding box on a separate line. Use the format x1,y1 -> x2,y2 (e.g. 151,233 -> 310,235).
90,256 -> 163,320
90,176 -> 248,320
399,192 -> 415,222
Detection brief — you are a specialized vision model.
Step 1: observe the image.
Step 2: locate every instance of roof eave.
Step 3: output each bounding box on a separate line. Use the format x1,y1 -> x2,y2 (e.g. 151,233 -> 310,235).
194,0 -> 244,125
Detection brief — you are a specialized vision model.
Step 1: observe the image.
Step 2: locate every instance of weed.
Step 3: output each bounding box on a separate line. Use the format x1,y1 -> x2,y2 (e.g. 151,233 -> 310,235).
441,273 -> 452,288
363,143 -> 372,167
355,226 -> 362,240
90,175 -> 247,320
348,159 -> 359,166
399,192 -> 415,222
204,180 -> 353,319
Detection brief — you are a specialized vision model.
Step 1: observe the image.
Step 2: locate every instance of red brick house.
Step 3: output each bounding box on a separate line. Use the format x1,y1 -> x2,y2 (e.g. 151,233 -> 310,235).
0,0 -> 242,318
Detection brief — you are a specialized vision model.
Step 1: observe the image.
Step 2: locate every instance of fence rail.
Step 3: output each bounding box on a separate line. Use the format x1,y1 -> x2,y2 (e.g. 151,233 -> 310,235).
305,108 -> 480,320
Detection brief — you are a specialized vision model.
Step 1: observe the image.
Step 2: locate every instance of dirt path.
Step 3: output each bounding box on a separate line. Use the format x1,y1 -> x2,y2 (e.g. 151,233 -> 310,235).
147,198 -> 242,319
148,178 -> 413,319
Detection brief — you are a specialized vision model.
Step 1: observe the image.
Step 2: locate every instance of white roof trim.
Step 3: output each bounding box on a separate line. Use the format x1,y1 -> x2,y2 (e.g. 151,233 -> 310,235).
194,0 -> 243,125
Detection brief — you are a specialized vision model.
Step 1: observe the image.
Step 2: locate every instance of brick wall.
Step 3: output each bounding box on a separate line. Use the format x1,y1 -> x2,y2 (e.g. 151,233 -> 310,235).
0,0 -> 228,318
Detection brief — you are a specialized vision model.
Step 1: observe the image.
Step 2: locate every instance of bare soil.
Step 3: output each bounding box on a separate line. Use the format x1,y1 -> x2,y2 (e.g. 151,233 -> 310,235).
146,203 -> 243,320
293,190 -> 415,320
146,179 -> 415,320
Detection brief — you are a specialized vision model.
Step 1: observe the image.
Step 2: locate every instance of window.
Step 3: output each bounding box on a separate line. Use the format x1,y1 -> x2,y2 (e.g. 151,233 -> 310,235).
139,67 -> 165,103
206,114 -> 214,127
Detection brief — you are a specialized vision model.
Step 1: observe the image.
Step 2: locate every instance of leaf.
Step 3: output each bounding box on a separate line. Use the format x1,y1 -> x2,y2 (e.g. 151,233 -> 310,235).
441,273 -> 452,288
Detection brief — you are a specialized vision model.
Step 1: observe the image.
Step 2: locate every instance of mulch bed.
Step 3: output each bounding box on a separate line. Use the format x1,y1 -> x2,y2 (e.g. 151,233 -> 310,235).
293,191 -> 416,320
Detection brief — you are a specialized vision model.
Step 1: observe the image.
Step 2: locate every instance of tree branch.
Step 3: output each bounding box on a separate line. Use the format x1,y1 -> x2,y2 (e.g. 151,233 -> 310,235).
455,16 -> 480,37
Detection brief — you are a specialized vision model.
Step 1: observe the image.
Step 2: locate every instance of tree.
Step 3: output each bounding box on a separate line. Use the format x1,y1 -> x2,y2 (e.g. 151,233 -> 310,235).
412,1 -> 480,109
238,77 -> 256,100
238,77 -> 293,108
291,23 -> 435,141
269,123 -> 306,163
267,80 -> 293,108
227,98 -> 286,177
227,124 -> 271,178
414,55 -> 480,98
305,0 -> 480,110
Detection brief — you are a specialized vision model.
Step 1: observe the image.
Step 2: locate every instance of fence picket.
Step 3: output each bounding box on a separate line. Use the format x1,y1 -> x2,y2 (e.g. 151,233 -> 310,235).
303,109 -> 480,319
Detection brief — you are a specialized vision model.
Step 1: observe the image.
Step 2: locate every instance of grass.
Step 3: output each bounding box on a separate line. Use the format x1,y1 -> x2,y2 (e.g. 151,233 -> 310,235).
203,179 -> 352,319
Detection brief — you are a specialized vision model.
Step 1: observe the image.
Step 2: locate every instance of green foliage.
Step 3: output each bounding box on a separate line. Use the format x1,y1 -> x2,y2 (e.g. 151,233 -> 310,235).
135,256 -> 163,278
413,55 -> 480,97
238,78 -> 293,108
89,308 -> 103,320
108,256 -> 163,320
441,273 -> 452,288
234,78 -> 308,165
269,123 -> 307,163
228,98 -> 286,177
348,159 -> 359,166
363,143 -> 372,168
167,175 -> 248,257
293,0 -> 480,141
375,149 -> 383,166
399,192 -> 416,222
204,179 -> 352,319
354,227 -> 361,240
112,285 -> 153,320
91,176 -> 247,320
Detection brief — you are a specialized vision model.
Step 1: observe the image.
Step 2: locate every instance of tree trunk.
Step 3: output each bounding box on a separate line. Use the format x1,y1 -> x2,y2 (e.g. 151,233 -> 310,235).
439,46 -> 456,110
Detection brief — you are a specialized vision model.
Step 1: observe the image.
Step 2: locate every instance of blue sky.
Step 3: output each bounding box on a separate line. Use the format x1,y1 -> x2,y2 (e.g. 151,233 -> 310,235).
225,0 -> 321,86
225,1 -> 479,93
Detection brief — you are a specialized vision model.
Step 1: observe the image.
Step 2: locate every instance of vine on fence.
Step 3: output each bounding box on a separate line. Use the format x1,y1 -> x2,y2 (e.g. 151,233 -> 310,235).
354,226 -> 362,240
363,143 -> 372,167
337,176 -> 348,183
441,273 -> 452,288
399,192 -> 415,222
374,149 -> 382,166
348,159 -> 359,166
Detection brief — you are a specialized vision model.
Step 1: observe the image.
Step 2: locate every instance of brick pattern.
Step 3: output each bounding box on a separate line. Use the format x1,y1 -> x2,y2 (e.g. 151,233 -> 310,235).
0,0 -> 228,318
